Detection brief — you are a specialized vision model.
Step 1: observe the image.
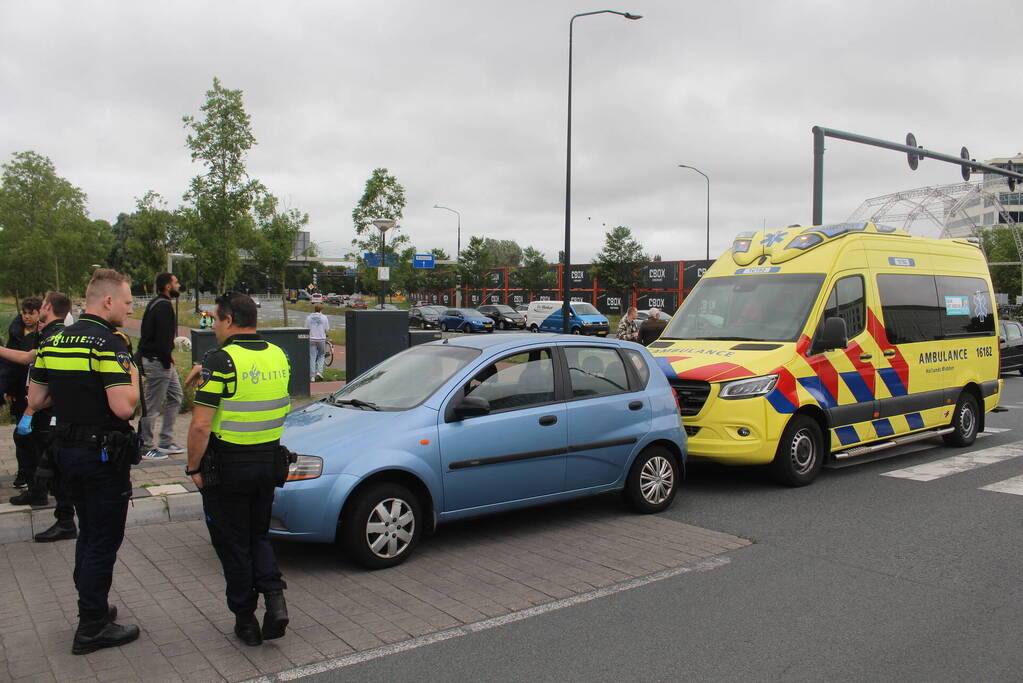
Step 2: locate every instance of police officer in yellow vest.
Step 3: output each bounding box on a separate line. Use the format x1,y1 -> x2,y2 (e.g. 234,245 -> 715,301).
185,292 -> 291,647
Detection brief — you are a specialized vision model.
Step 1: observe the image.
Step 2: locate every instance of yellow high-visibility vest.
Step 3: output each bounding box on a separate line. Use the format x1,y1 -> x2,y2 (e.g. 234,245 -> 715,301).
212,342 -> 291,445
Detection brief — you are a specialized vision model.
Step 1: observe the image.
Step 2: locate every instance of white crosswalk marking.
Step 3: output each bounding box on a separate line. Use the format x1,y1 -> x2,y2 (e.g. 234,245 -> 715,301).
980,475 -> 1023,496
881,441 -> 1023,482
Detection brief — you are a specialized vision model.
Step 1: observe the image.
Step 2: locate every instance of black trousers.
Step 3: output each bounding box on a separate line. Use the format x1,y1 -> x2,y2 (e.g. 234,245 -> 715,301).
35,428 -> 74,521
11,396 -> 35,482
201,461 -> 286,615
55,447 -> 131,622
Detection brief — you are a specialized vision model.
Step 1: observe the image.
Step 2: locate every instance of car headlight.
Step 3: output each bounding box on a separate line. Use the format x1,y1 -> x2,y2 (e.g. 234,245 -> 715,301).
287,455 -> 323,482
719,374 -> 778,399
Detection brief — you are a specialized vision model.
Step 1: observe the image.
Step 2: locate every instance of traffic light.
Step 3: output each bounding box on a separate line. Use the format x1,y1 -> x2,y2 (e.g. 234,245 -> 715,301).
906,132 -> 923,170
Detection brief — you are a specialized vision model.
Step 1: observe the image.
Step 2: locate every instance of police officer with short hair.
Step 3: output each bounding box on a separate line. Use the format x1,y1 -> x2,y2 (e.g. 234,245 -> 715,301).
185,291 -> 290,647
28,269 -> 141,654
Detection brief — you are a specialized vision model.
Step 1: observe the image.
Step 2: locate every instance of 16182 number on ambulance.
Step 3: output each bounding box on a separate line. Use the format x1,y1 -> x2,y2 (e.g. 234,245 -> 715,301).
649,221 -> 1000,485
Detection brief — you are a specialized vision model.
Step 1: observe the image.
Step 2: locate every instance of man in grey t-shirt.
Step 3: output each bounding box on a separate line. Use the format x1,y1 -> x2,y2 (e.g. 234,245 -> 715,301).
305,304 -> 330,381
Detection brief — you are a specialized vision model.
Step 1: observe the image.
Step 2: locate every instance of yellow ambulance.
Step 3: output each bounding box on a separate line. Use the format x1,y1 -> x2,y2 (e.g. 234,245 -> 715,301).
650,221 -> 1001,485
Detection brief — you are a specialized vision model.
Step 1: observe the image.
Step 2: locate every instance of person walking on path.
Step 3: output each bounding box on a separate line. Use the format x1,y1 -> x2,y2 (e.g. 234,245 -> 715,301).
617,306 -> 640,342
3,297 -> 41,489
638,307 -> 668,346
138,272 -> 183,460
185,292 -> 290,647
28,269 -> 141,654
305,303 -> 330,381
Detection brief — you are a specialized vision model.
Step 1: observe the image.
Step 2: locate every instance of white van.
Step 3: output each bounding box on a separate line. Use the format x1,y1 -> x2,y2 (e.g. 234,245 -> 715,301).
525,300 -> 610,336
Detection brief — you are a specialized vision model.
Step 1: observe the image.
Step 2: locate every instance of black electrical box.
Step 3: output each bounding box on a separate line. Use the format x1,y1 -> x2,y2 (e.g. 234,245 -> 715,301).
409,330 -> 442,347
345,310 -> 410,380
190,327 -> 311,397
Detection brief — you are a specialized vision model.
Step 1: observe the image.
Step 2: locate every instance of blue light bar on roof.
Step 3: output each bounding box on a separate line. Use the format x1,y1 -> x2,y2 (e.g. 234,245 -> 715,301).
802,222 -> 867,238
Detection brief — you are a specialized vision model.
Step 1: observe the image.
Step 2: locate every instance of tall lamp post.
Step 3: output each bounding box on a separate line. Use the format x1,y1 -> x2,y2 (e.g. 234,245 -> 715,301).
563,9 -> 642,333
372,219 -> 395,307
433,204 -> 462,307
678,164 -> 710,260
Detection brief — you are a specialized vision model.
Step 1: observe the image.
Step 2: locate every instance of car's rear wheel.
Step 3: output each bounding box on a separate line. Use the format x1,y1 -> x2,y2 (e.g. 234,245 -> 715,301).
943,392 -> 979,447
529,324 -> 538,333
340,482 -> 422,569
440,322 -> 448,332
571,327 -> 581,335
625,446 -> 679,513
771,415 -> 823,486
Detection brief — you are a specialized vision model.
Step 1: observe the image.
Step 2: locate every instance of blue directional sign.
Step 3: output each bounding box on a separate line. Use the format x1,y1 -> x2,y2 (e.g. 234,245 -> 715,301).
363,254 -> 396,267
413,253 -> 435,269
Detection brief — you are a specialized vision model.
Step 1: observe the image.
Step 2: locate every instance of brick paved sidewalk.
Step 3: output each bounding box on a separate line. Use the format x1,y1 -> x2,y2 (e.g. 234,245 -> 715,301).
0,497 -> 749,682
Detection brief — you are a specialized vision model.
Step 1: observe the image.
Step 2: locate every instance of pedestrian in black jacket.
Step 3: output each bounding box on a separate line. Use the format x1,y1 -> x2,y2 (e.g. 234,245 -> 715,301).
3,298 -> 41,488
138,273 -> 184,460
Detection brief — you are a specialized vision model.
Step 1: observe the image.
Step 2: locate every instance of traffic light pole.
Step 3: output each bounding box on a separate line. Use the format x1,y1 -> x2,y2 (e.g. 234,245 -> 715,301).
811,126 -> 1023,225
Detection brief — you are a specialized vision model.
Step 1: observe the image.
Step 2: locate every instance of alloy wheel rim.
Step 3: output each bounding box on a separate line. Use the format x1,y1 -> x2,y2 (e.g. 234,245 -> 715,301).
789,428 -> 816,475
365,498 -> 415,559
639,456 -> 674,505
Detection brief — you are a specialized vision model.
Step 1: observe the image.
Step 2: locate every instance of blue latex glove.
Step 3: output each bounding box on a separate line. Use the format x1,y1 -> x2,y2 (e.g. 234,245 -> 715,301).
15,414 -> 32,435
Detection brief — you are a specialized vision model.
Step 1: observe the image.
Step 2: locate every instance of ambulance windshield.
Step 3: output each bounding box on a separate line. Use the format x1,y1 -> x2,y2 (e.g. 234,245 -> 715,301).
661,274 -> 825,342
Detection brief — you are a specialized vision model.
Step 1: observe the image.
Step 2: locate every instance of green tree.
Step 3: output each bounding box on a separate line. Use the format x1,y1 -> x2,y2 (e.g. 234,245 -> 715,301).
0,151 -> 111,296
482,238 -> 522,267
590,226 -> 649,305
980,225 -> 1022,296
182,78 -> 262,293
459,236 -> 493,292
251,192 -> 309,325
126,191 -> 178,293
350,168 -> 408,299
511,246 -> 556,299
422,248 -> 457,295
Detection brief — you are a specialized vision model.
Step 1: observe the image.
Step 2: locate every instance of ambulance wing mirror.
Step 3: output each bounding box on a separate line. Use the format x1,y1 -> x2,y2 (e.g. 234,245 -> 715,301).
812,317 -> 848,354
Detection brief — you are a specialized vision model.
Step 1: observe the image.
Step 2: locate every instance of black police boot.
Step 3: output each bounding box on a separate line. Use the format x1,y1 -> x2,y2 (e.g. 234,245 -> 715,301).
9,489 -> 47,506
234,612 -> 262,646
34,520 -> 77,542
71,620 -> 140,655
261,590 -> 289,640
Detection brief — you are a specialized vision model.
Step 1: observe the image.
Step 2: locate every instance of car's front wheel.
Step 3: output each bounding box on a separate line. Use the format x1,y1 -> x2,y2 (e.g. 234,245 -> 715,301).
440,322 -> 448,332
625,446 -> 679,513
340,482 -> 423,569
462,323 -> 472,334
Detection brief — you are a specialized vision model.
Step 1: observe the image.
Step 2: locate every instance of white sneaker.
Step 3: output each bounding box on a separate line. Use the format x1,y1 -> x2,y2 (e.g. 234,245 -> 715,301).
157,443 -> 185,455
142,449 -> 169,461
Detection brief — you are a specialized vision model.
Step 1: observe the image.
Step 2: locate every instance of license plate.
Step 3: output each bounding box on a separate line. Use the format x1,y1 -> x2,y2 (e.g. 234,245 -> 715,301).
597,331 -> 607,336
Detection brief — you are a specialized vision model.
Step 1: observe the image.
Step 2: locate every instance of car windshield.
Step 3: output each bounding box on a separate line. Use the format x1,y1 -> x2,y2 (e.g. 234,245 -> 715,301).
331,345 -> 481,409
492,305 -> 516,314
661,274 -> 825,342
572,303 -> 600,316
459,309 -> 486,317
425,306 -> 446,313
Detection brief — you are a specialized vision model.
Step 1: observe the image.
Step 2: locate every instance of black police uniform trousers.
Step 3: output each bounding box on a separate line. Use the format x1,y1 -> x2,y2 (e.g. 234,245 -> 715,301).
55,446 -> 131,622
35,426 -> 74,521
11,395 -> 36,483
201,460 -> 286,615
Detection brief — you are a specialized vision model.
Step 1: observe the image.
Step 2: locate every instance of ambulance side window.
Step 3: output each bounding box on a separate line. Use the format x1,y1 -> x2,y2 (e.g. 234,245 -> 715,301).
877,274 -> 942,344
820,275 -> 865,339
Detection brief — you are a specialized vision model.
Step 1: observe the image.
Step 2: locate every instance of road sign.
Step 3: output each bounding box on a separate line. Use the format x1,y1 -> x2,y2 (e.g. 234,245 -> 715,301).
413,253 -> 435,269
363,254 -> 396,267
378,266 -> 390,281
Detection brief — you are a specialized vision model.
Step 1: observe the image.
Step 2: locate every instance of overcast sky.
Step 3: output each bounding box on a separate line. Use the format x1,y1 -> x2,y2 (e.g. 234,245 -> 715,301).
2,0 -> 1020,264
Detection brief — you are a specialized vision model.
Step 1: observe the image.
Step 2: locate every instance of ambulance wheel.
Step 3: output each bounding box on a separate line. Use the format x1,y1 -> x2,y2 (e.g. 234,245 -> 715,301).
771,415 -> 823,487
943,393 -> 979,447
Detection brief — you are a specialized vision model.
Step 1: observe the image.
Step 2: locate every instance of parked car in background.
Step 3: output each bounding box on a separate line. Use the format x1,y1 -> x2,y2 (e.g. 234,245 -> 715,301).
514,304 -> 529,314
309,292 -> 324,305
325,293 -> 342,305
479,304 -> 527,330
288,289 -> 311,303
409,305 -> 446,329
526,300 -> 609,336
372,303 -> 400,311
271,333 -> 687,567
636,309 -> 673,323
348,298 -> 368,309
1000,319 -> 1023,374
440,308 -> 494,333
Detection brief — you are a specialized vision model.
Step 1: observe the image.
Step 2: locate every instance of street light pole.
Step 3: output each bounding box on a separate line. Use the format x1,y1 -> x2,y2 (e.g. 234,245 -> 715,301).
371,219 -> 396,307
563,9 -> 642,333
433,204 -> 462,307
678,164 -> 710,260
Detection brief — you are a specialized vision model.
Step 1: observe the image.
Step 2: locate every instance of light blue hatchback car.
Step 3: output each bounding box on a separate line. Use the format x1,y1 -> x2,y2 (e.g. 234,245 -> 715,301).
271,333 -> 686,568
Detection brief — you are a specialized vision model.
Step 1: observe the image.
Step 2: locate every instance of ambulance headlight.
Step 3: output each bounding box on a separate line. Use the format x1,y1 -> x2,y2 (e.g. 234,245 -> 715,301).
719,374 -> 778,399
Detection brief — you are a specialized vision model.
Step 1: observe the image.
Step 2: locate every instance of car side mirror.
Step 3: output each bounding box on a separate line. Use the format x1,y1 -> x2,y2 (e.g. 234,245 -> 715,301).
999,336 -> 1006,344
811,317 -> 848,354
453,395 -> 490,419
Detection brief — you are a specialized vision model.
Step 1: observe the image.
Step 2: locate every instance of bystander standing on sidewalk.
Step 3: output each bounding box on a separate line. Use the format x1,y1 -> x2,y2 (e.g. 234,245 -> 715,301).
306,304 -> 329,381
638,307 -> 668,346
617,306 -> 640,342
3,297 -> 41,489
138,273 -> 184,461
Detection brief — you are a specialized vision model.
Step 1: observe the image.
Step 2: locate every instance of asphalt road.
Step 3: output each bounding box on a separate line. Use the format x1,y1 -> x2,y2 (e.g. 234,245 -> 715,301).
302,375 -> 1023,682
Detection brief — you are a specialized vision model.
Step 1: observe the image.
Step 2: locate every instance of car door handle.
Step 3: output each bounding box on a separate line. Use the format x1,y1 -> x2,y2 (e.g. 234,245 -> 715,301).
539,415 -> 558,426
859,353 -> 872,361
628,401 -> 643,411
883,349 -> 897,357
